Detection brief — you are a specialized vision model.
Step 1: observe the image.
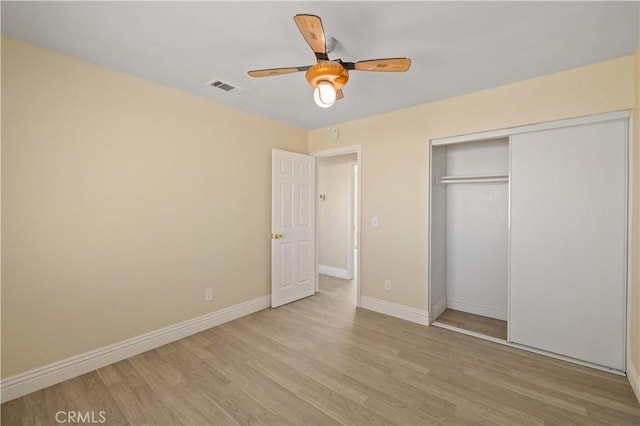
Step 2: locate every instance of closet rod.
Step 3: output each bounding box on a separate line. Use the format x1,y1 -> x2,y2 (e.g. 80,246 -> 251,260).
439,174 -> 509,184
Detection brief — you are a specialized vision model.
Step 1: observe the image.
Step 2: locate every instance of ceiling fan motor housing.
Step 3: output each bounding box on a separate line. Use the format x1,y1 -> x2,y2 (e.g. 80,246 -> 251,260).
305,61 -> 349,90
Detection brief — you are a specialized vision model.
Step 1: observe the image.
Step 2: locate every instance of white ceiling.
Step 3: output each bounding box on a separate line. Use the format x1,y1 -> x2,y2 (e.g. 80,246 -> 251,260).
2,1 -> 639,129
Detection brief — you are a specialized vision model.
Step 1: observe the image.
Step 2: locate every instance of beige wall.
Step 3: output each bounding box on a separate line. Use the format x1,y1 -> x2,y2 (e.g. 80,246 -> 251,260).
631,48 -> 640,386
1,38 -> 307,377
309,55 -> 636,311
2,36 -> 639,388
317,154 -> 357,271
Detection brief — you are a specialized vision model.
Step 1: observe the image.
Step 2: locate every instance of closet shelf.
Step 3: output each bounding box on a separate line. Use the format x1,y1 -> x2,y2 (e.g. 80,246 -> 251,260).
438,174 -> 509,184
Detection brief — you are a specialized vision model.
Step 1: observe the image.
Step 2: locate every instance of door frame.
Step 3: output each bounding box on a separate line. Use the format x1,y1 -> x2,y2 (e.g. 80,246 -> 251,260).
311,144 -> 362,307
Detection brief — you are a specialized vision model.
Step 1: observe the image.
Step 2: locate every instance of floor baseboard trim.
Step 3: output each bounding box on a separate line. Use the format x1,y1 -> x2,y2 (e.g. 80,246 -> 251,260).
628,358 -> 640,403
360,296 -> 429,325
318,265 -> 352,280
447,299 -> 507,321
430,297 -> 447,323
0,295 -> 271,403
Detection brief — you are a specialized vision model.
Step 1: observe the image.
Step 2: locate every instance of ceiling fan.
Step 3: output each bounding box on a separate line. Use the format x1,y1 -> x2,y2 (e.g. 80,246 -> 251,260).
247,14 -> 411,108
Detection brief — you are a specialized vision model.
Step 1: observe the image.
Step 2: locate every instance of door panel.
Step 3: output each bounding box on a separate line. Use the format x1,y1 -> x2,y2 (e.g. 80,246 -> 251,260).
299,184 -> 311,226
280,183 -> 293,228
509,119 -> 627,371
279,241 -> 293,290
272,149 -> 316,307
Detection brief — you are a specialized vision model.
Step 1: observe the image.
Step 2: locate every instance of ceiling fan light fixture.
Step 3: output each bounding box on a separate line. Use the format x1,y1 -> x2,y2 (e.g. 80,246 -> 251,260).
247,14 -> 411,107
313,81 -> 336,108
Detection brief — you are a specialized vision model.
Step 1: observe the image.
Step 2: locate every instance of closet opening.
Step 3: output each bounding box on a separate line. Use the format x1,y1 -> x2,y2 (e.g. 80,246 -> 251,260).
429,137 -> 509,341
427,112 -> 629,373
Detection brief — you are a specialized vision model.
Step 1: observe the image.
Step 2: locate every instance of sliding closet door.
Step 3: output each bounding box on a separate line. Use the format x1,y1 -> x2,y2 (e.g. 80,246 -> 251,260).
510,119 -> 627,371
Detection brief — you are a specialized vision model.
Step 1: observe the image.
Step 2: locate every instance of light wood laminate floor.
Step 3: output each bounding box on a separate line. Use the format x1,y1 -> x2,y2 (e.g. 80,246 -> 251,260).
436,308 -> 508,340
2,276 -> 639,425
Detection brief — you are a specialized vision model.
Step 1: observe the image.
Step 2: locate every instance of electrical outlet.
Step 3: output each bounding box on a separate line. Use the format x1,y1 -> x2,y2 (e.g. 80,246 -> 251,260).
205,288 -> 213,302
384,280 -> 391,291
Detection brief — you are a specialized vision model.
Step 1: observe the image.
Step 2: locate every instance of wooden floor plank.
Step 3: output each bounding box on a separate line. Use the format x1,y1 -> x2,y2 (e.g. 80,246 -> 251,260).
436,308 -> 508,340
1,398 -> 26,426
2,276 -> 638,425
60,371 -> 129,425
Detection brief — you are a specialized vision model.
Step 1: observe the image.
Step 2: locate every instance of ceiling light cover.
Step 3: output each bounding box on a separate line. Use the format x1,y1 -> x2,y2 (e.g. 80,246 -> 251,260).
313,81 -> 336,108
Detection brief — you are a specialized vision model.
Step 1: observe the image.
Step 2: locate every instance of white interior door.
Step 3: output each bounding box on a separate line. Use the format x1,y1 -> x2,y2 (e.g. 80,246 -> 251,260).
509,118 -> 627,371
272,149 -> 316,308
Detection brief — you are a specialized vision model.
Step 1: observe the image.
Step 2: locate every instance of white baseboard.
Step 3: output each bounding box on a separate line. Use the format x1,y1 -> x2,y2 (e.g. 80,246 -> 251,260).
430,297 -> 447,323
447,299 -> 507,321
0,295 -> 271,403
318,265 -> 352,280
360,296 -> 429,325
628,357 -> 640,404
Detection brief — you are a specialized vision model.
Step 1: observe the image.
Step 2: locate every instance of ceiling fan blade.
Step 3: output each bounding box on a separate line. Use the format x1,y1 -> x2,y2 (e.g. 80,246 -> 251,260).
336,89 -> 344,100
247,66 -> 311,78
294,14 -> 329,61
350,58 -> 411,72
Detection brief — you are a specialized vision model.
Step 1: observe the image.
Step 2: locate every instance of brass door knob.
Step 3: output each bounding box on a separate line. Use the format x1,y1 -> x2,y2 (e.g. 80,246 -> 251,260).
272,233 -> 283,239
